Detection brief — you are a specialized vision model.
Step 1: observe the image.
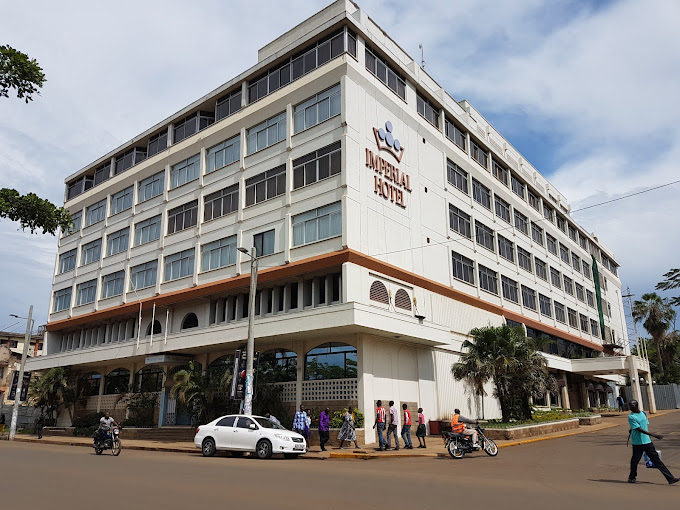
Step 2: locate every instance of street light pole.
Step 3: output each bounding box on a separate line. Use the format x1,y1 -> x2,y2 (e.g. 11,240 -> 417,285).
9,305 -> 33,441
239,247 -> 258,415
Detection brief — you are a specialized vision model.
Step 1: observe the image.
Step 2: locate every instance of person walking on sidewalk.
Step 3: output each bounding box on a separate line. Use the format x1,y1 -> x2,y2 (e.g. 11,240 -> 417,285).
401,403 -> 413,449
319,407 -> 330,451
293,405 -> 307,436
36,416 -> 45,439
617,394 -> 625,412
338,406 -> 359,449
627,400 -> 679,485
416,408 -> 427,448
373,400 -> 387,451
386,401 -> 400,450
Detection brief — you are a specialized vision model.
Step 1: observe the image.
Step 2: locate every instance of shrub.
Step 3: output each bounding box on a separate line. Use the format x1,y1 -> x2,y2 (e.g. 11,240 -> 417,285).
329,409 -> 364,428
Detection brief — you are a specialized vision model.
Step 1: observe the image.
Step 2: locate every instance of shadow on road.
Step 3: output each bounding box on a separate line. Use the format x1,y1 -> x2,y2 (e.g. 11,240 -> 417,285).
588,479 -> 656,485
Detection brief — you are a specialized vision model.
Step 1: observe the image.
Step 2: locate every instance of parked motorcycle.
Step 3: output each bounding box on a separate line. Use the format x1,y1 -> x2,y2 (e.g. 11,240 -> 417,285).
93,425 -> 122,456
443,425 -> 498,459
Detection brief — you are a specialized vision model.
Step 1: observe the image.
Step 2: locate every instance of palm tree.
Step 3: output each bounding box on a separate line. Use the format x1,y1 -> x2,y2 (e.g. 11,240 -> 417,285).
632,292 -> 676,377
170,361 -> 232,424
27,367 -> 77,424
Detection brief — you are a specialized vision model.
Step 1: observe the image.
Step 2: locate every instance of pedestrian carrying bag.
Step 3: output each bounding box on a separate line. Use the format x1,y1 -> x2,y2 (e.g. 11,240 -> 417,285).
643,451 -> 662,469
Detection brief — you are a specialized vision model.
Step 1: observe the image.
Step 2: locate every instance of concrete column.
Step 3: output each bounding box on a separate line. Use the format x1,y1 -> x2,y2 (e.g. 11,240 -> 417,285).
272,286 -> 280,316
325,276 -> 332,306
294,340 -> 304,409
545,391 -> 551,407
96,372 -> 106,413
627,355 -> 644,410
644,373 -> 657,414
580,381 -> 589,411
105,323 -> 112,344
311,278 -> 319,307
216,299 -> 225,324
283,283 -> 290,313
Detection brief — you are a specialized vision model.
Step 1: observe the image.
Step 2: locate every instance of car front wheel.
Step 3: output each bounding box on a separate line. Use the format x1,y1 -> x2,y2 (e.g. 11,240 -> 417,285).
202,438 -> 216,457
256,440 -> 272,459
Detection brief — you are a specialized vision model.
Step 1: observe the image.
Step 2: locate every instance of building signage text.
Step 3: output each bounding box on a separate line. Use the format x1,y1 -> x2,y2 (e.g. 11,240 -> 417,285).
366,121 -> 412,208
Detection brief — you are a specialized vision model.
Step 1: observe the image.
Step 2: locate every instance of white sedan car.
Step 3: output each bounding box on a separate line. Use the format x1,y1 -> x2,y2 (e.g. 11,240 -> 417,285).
194,414 -> 307,459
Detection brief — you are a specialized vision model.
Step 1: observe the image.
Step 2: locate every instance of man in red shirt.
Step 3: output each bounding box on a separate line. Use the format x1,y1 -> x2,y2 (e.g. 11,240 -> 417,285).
373,400 -> 387,451
401,403 -> 413,449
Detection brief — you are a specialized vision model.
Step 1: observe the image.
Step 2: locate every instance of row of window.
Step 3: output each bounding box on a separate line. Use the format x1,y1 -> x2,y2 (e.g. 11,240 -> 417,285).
452,251 -> 601,337
52,202 -> 342,312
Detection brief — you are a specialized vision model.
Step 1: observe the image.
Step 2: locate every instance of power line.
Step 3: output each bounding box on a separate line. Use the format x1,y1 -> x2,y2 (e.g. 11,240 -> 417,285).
571,179 -> 680,213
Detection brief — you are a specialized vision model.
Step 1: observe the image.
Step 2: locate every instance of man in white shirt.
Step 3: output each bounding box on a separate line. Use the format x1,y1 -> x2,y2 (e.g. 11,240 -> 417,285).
386,401 -> 400,450
97,412 -> 118,445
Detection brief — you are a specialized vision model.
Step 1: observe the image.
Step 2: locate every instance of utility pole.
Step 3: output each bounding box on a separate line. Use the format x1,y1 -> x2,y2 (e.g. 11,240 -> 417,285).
238,247 -> 258,415
9,305 -> 33,441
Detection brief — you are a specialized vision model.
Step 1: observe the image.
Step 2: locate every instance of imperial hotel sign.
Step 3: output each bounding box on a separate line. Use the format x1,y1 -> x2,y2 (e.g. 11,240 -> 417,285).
366,121 -> 412,208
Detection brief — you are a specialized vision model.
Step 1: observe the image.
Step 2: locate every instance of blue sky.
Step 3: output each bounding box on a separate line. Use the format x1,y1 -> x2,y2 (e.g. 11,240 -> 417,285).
1,0 -> 678,335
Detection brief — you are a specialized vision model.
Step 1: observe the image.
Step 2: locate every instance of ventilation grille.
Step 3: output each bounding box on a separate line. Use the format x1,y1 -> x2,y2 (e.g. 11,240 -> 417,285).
394,289 -> 412,310
369,281 -> 389,304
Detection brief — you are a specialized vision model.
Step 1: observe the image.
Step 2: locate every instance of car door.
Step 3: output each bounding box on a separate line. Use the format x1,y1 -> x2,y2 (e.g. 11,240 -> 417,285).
213,416 -> 237,449
233,417 -> 260,451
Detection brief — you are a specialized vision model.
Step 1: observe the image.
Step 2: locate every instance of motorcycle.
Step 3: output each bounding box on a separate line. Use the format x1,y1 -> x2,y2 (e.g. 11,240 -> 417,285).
442,425 -> 498,459
93,425 -> 122,456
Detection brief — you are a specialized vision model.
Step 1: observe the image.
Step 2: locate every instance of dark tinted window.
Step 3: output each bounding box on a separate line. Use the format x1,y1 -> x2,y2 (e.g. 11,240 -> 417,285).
217,416 -> 237,427
236,417 -> 256,429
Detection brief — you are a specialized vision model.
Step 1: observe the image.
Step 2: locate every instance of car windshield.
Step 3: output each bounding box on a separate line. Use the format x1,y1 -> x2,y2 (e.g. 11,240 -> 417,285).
254,417 -> 286,430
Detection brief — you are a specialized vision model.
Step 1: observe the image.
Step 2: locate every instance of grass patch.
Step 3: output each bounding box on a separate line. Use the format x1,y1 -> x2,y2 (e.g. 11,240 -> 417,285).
482,410 -> 595,429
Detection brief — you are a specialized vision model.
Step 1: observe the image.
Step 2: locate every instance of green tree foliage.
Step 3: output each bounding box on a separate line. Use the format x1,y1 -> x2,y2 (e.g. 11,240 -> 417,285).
0,45 -> 46,102
170,361 -> 234,424
633,335 -> 680,385
0,188 -> 72,235
452,325 -> 556,422
27,367 -> 78,424
656,268 -> 680,307
632,292 -> 676,377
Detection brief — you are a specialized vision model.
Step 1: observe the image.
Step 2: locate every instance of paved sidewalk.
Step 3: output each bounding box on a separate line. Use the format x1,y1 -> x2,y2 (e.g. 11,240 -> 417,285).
5,410 -> 676,459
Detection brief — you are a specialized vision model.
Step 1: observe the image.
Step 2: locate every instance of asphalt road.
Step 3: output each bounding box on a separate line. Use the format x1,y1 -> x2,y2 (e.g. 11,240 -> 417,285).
2,412 -> 678,510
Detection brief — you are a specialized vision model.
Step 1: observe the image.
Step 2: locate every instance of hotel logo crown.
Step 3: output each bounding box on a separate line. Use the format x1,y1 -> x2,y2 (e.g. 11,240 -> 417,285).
373,121 -> 404,163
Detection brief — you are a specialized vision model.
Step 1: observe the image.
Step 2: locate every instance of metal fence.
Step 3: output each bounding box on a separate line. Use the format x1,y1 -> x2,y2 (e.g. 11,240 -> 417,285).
623,384 -> 680,410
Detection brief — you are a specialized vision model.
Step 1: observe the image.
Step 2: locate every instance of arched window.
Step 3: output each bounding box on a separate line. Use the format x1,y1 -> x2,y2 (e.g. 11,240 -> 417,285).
305,342 -> 357,380
369,281 -> 389,304
207,356 -> 232,386
146,320 -> 162,336
77,372 -> 102,397
394,289 -> 412,310
133,366 -> 164,393
182,313 -> 199,330
258,349 -> 297,383
104,368 -> 130,394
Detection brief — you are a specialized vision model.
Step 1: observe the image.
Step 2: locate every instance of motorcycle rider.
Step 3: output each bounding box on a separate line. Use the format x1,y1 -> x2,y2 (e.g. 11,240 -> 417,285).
451,408 -> 479,448
97,412 -> 118,446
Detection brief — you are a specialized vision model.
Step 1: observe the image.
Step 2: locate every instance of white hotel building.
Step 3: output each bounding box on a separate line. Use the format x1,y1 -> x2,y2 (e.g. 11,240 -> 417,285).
28,0 -> 654,436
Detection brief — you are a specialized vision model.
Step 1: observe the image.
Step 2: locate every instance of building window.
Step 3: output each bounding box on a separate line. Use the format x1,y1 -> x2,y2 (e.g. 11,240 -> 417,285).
511,175 -> 525,199
583,261 -> 591,280
167,200 -> 198,234
147,130 -> 168,158
77,372 -> 102,397
66,175 -> 93,200
575,283 -> 585,302
94,162 -> 111,186
550,268 -> 562,289
543,205 -> 554,222
539,294 -> 552,317
445,119 -> 466,151
292,202 -> 341,246
472,179 -> 491,209
293,84 -> 341,133
449,204 -> 471,238
85,199 -> 106,227
245,165 -> 286,206
130,260 -> 157,291
514,210 -> 528,236
517,246 -> 532,271
555,302 -> 566,323
568,224 -> 577,242
170,154 -> 200,189
104,368 -> 130,395
590,319 -> 599,337
106,228 -> 129,257
535,258 -> 547,280
452,251 -> 475,284
65,211 -> 82,236
531,222 -> 544,246
138,171 -> 164,202
53,287 -> 72,312
478,265 -> 498,294
563,276 -> 574,296
81,239 -> 102,266
253,229 -> 275,257
215,88 -> 242,122
115,148 -> 146,175
247,112 -> 286,154
370,281 -> 389,304
101,270 -> 125,299
571,253 -> 581,272
204,184 -> 238,222
557,215 -> 566,233
501,275 -> 518,303
164,249 -> 195,281
498,235 -> 515,262
579,314 -> 589,333
76,279 -> 97,306
470,140 -> 487,168
58,249 -> 77,274
446,160 -> 468,194
475,220 -> 494,251
133,366 -> 163,393
528,190 -> 541,212
207,135 -> 240,174
417,93 -> 440,127
586,289 -> 595,307
494,196 -> 511,223
579,233 -> 589,250
547,234 -> 557,255
492,162 -> 508,186
181,313 -> 199,330
174,112 -> 214,143
560,243 -> 570,263
201,236 -> 237,272
521,286 -> 537,311
293,142 -> 341,189
258,349 -> 298,383
365,47 -> 406,100
134,215 -> 161,246
305,342 -> 357,380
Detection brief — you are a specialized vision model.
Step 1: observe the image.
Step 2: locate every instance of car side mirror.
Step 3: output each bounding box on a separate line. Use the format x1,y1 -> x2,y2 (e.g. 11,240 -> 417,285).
249,424 -> 256,430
